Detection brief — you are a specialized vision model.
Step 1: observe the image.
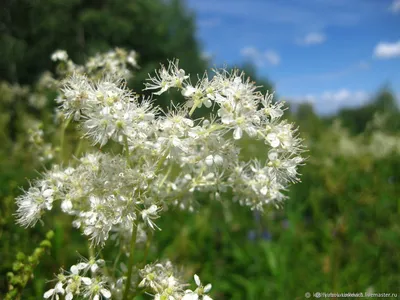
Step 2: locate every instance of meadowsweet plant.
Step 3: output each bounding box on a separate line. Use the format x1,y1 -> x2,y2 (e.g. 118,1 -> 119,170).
15,49 -> 305,299
5,231 -> 54,300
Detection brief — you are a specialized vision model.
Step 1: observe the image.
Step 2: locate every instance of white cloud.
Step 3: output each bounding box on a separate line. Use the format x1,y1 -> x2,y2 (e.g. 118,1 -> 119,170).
320,89 -> 368,103
297,32 -> 326,46
390,0 -> 400,13
198,17 -> 221,28
264,51 -> 280,65
241,47 -> 280,66
241,47 -> 258,57
358,60 -> 369,70
374,41 -> 400,59
201,51 -> 214,61
188,0 -> 366,30
287,89 -> 370,114
277,61 -> 370,88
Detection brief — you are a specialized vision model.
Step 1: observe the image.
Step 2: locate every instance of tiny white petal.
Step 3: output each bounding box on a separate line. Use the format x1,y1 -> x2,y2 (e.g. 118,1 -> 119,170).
204,283 -> 212,293
43,189 -> 54,198
81,277 -> 92,285
270,139 -> 280,148
204,99 -> 212,108
221,114 -> 233,124
61,200 -> 73,212
260,186 -> 268,195
233,127 -> 243,140
182,85 -> 196,97
91,264 -> 99,273
268,151 -> 279,161
65,292 -> 73,300
246,126 -> 257,137
76,262 -> 87,270
213,155 -> 223,165
70,265 -> 79,274
100,288 -> 111,298
194,274 -> 201,286
44,289 -> 55,298
205,155 -> 214,166
182,294 -> 198,300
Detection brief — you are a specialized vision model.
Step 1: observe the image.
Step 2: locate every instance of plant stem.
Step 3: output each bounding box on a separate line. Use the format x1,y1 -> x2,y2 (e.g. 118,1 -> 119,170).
59,117 -> 71,162
74,137 -> 84,158
142,230 -> 153,267
189,103 -> 197,116
113,243 -> 123,275
156,152 -> 168,171
124,135 -> 131,167
131,230 -> 153,298
88,242 -> 95,258
122,224 -> 138,300
99,252 -> 111,278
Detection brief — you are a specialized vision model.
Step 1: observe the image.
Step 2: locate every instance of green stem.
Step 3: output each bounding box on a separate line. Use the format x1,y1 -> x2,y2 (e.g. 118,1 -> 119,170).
189,103 -> 198,116
142,231 -> 153,267
74,138 -> 84,158
113,244 -> 123,275
99,252 -> 110,278
204,124 -> 225,135
59,117 -> 71,162
156,152 -> 168,171
122,224 -> 138,300
88,243 -> 95,258
131,230 -> 154,298
124,135 -> 131,167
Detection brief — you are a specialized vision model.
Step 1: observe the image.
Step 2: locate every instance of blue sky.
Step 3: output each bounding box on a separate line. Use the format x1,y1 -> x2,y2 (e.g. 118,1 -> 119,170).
185,0 -> 400,114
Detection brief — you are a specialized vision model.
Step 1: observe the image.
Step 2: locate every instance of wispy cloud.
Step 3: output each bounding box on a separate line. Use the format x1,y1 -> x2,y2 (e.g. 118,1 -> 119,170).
390,0 -> 400,13
198,17 -> 221,28
277,61 -> 369,87
297,32 -> 326,46
241,47 -> 280,66
264,51 -> 280,66
188,0 -> 369,31
319,89 -> 368,104
374,40 -> 400,59
287,89 -> 370,113
290,89 -> 368,103
201,51 -> 214,62
358,60 -> 370,70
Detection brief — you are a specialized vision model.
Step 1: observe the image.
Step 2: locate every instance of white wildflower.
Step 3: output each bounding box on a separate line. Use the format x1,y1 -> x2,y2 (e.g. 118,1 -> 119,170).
183,274 -> 213,300
51,50 -> 68,62
145,59 -> 189,95
44,282 -> 65,299
141,205 -> 161,230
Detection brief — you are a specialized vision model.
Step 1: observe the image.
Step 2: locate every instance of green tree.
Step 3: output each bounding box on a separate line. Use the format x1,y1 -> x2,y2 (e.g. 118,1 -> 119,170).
0,0 -> 206,85
336,88 -> 399,134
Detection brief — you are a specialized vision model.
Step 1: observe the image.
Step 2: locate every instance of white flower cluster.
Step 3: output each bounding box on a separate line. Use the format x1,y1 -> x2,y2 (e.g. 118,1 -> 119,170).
58,74 -> 155,143
17,59 -> 304,240
44,257 -> 111,300
16,152 -> 161,246
45,258 -> 211,300
51,48 -> 138,80
27,122 -> 55,162
326,120 -> 400,159
139,261 -> 212,300
15,50 -> 305,300
85,48 -> 138,80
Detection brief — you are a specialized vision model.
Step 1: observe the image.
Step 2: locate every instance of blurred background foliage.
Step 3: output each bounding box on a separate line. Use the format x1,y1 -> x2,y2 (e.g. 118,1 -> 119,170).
1,0 -> 399,299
